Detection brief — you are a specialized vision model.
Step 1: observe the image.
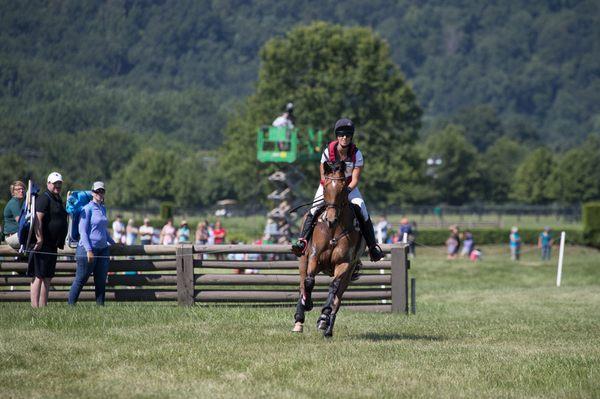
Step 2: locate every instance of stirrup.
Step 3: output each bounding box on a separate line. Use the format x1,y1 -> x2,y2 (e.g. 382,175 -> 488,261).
291,238 -> 307,257
369,244 -> 384,262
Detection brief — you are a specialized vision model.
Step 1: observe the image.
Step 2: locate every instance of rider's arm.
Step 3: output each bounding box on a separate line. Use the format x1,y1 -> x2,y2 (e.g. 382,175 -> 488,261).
348,166 -> 362,191
319,162 -> 326,183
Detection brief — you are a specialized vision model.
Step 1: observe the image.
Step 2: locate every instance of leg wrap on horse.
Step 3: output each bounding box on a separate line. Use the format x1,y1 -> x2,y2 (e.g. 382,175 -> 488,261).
324,313 -> 337,337
321,279 -> 340,316
303,276 -> 315,310
294,299 -> 305,324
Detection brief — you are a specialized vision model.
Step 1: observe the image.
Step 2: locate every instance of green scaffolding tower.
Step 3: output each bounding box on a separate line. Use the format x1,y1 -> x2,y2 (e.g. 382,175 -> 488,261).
257,126 -> 325,243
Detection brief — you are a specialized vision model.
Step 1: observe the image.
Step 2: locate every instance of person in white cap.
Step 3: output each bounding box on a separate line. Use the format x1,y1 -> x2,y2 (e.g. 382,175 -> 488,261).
68,181 -> 117,305
27,172 -> 68,307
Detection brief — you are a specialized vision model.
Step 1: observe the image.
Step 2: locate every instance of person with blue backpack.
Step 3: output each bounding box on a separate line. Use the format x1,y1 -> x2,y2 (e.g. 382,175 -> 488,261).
28,172 -> 68,308
67,181 -> 117,306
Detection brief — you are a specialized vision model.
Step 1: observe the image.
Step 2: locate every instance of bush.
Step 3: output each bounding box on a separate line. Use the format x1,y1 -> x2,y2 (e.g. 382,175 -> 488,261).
582,202 -> 600,248
160,202 -> 174,221
414,228 -> 583,246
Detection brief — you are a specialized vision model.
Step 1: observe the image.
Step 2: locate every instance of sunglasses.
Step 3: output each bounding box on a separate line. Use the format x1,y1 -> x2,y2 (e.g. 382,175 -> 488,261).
336,132 -> 354,138
93,189 -> 105,194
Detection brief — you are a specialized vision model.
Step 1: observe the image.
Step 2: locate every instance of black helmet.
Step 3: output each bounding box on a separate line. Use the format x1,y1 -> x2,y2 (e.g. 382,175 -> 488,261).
334,118 -> 355,135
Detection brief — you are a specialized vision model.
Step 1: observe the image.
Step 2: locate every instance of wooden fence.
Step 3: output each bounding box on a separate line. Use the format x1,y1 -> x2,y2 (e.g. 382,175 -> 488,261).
0,243 -> 410,312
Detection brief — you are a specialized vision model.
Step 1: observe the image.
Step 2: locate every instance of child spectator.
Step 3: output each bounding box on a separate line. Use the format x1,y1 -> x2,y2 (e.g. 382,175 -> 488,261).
446,225 -> 460,260
509,226 -> 521,261
460,231 -> 474,258
538,227 -> 553,261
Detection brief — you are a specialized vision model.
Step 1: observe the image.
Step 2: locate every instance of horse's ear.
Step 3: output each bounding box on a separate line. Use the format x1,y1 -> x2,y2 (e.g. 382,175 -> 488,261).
323,162 -> 332,175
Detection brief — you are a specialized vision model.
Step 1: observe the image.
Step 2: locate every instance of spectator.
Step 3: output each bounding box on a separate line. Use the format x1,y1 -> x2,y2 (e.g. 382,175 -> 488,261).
177,220 -> 191,244
3,180 -> 26,249
112,214 -> 125,244
139,218 -> 154,245
509,226 -> 521,261
213,219 -> 227,260
538,227 -> 553,261
470,248 -> 482,261
207,222 -> 215,245
398,217 -> 417,257
28,172 -> 68,308
460,231 -> 474,258
445,225 -> 460,260
375,215 -> 390,244
125,219 -> 138,245
195,221 -> 209,245
272,102 -> 295,129
67,181 -> 116,306
159,218 -> 176,245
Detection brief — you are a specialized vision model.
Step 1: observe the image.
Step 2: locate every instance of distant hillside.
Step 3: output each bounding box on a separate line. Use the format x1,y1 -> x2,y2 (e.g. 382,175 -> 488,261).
1,0 -> 598,149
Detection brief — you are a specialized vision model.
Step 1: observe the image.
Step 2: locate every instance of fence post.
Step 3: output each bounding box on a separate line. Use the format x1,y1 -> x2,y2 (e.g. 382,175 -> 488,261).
391,245 -> 408,314
176,244 -> 194,306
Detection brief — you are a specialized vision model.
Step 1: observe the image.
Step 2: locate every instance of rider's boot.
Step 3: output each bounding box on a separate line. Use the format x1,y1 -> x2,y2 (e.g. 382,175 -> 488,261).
291,212 -> 317,257
359,216 -> 385,262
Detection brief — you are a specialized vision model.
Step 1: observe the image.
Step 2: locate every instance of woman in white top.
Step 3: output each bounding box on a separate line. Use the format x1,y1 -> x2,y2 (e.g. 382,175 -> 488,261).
291,118 -> 384,263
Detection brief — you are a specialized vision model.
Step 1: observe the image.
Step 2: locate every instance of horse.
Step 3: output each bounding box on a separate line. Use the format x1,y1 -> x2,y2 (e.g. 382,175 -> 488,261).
292,160 -> 366,337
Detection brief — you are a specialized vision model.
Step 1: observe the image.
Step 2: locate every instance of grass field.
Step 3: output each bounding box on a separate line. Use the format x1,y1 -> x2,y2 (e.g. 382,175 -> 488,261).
1,246 -> 599,398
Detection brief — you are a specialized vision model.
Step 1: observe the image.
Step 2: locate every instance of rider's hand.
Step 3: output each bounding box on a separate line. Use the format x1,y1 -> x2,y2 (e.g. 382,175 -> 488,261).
87,251 -> 94,263
33,240 -> 43,251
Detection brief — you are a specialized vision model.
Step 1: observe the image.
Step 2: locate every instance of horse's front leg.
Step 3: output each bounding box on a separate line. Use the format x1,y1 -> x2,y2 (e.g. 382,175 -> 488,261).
293,254 -> 309,332
293,251 -> 318,332
319,262 -> 351,338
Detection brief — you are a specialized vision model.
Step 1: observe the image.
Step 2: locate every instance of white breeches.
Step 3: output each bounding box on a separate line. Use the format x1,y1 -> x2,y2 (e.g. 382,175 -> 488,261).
309,184 -> 369,221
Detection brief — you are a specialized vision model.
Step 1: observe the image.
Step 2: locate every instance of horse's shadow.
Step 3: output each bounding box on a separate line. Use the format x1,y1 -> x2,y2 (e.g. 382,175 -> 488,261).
356,333 -> 444,342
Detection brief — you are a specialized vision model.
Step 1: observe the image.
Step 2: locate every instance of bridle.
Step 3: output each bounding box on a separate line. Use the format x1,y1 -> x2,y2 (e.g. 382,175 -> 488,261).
322,174 -> 348,225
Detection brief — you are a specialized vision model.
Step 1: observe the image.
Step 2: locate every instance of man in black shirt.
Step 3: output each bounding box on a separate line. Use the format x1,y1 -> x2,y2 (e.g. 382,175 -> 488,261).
28,172 -> 68,308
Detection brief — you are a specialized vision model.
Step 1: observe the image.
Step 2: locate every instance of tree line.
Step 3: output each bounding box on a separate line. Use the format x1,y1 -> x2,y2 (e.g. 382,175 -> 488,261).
1,2 -> 599,208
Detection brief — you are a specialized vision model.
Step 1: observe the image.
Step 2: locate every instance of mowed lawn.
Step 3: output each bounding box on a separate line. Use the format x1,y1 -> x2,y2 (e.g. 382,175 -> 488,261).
1,246 -> 599,398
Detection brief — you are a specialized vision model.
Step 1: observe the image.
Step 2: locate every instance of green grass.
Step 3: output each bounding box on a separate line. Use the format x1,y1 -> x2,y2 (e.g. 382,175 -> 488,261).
1,246 -> 599,398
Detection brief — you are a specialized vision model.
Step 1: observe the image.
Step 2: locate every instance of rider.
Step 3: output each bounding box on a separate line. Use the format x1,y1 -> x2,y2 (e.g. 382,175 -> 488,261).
291,118 -> 385,264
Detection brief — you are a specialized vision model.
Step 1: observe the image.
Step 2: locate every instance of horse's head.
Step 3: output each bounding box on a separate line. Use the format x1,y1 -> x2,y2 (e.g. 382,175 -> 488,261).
322,160 -> 348,228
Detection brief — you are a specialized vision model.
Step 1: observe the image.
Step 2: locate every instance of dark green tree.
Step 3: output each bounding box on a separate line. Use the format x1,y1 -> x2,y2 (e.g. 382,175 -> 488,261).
220,22 -> 423,207
452,105 -> 504,152
479,137 -> 527,203
109,147 -> 178,207
511,147 -> 555,204
423,125 -> 480,205
549,136 -> 600,203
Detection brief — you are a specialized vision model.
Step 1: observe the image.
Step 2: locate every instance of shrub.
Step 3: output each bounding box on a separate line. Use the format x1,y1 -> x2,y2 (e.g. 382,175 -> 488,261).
160,202 -> 174,221
582,202 -> 600,248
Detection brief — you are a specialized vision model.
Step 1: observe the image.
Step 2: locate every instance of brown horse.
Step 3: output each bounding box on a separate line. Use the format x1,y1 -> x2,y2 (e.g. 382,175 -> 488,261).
292,160 -> 365,337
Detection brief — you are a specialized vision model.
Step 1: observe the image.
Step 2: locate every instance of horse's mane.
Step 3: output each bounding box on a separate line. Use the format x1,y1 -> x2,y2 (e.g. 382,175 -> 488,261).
324,160 -> 346,175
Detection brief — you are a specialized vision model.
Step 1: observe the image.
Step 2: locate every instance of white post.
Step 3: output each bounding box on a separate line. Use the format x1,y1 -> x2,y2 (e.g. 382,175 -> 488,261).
403,233 -> 408,244
556,231 -> 566,287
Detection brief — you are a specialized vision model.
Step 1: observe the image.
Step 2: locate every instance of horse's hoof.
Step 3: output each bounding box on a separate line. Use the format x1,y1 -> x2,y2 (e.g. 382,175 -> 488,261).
324,330 -> 333,338
316,316 -> 329,331
292,322 -> 304,333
